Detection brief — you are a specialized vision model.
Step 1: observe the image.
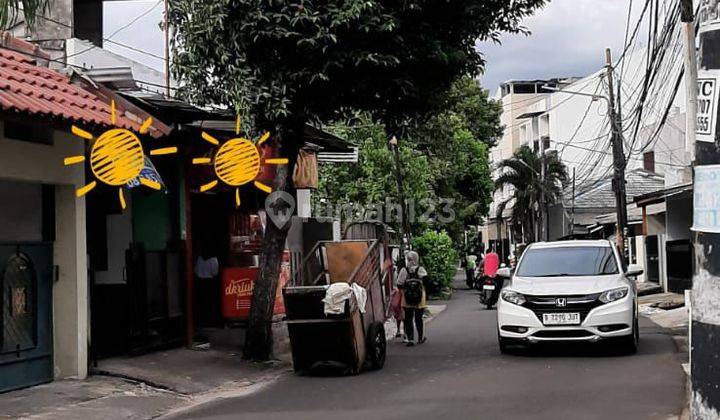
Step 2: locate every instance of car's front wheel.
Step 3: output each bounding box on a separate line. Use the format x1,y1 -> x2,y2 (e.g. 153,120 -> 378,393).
620,316 -> 639,354
498,331 -> 511,354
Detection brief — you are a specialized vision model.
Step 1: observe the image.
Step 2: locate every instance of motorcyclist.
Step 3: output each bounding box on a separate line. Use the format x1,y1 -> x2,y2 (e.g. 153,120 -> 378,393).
478,247 -> 502,308
483,248 -> 500,279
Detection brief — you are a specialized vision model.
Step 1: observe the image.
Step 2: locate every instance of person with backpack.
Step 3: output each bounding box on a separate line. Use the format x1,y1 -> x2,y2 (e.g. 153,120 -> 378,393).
397,250 -> 428,346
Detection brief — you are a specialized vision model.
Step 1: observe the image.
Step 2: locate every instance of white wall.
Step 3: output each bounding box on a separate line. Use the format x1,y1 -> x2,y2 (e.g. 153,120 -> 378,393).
549,46 -> 688,190
66,38 -> 172,95
0,121 -> 88,380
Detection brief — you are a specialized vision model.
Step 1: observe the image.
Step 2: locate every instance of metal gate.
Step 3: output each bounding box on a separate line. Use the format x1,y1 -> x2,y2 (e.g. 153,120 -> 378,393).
0,243 -> 53,392
645,235 -> 660,283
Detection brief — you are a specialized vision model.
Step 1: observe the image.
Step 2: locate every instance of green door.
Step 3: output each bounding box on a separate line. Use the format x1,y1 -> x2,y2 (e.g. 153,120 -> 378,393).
0,243 -> 53,393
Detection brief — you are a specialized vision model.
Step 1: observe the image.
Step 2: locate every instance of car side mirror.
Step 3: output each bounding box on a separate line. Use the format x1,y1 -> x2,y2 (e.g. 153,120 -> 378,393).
626,264 -> 644,277
497,267 -> 511,278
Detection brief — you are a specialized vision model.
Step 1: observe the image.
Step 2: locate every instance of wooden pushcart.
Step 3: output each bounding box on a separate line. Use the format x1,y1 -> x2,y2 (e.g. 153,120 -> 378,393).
283,222 -> 394,374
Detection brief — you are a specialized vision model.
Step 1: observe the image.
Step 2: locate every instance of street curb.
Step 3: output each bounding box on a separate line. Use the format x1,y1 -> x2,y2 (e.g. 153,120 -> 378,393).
89,369 -> 182,395
154,370 -> 286,420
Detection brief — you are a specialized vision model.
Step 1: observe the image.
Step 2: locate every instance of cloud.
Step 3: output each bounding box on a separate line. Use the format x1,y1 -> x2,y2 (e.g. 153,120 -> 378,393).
103,0 -> 642,96
478,0 -> 643,93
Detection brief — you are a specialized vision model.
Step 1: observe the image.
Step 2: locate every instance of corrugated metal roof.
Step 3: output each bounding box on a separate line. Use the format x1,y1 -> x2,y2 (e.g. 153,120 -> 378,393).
0,46 -> 140,131
566,169 -> 665,209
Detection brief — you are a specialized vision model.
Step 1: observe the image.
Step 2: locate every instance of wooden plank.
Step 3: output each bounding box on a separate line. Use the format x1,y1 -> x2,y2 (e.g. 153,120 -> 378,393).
325,241 -> 369,283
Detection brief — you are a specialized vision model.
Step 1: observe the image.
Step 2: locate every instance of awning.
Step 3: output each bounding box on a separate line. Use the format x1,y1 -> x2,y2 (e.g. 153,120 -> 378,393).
634,183 -> 692,207
516,111 -> 545,119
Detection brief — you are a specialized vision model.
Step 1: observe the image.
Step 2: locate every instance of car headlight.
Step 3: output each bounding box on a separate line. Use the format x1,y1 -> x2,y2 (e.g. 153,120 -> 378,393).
599,287 -> 629,303
501,290 -> 526,306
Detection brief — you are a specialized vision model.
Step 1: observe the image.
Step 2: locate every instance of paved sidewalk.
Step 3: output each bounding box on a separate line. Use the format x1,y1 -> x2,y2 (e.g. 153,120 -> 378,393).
93,347 -> 283,395
0,347 -> 288,419
638,290 -> 690,420
0,376 -> 184,419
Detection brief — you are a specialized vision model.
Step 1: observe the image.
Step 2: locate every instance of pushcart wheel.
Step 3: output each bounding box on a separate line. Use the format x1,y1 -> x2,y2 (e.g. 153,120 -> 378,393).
367,322 -> 387,370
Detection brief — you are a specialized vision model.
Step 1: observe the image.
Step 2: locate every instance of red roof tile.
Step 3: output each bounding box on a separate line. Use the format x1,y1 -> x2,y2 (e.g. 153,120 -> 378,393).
0,46 -> 141,131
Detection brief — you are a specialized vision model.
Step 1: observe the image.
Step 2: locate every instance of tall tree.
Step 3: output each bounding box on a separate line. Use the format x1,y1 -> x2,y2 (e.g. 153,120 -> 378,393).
410,76 -> 501,244
317,116 -> 438,231
170,0 -> 548,361
0,0 -> 49,29
494,145 -> 568,244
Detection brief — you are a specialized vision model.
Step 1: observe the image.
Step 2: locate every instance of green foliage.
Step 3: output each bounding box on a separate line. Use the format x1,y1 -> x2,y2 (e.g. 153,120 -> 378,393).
412,230 -> 458,297
494,145 -> 569,244
317,77 -> 499,245
409,78 -> 500,244
169,0 -> 548,129
316,115 -> 437,232
1,0 -> 50,29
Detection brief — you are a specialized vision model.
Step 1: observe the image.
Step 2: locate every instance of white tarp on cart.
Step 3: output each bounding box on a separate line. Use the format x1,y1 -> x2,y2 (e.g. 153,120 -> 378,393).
323,282 -> 367,315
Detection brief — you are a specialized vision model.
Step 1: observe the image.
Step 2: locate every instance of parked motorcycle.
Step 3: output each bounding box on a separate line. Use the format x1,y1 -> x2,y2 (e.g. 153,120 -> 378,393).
478,276 -> 502,309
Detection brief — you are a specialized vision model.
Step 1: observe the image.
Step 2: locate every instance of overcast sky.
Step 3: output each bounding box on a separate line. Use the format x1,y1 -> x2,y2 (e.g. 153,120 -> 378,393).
478,0 -> 644,93
103,0 -> 641,93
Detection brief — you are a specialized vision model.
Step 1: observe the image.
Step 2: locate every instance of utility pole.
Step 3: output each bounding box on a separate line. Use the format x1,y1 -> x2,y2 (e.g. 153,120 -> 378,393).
164,0 -> 171,97
605,48 -> 628,256
539,134 -> 547,241
681,0 -> 698,161
690,0 -> 720,416
571,167 -> 575,236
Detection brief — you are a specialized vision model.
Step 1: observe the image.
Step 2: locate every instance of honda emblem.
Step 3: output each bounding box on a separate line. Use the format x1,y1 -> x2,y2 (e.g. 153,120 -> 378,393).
556,298 -> 567,307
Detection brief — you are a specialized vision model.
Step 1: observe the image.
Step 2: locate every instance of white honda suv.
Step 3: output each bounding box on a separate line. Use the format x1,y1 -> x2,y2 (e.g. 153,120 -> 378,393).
496,240 -> 642,354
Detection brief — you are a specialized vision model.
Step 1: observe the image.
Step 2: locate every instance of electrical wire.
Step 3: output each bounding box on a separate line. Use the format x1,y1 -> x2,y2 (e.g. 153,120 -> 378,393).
32,1 -> 164,61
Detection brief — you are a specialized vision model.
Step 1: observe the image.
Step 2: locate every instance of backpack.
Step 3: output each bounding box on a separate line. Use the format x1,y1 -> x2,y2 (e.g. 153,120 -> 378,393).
404,269 -> 424,306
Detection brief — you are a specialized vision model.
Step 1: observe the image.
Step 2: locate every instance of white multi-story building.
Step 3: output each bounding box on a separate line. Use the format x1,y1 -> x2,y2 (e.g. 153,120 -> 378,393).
481,78 -> 578,258
488,45 -> 691,293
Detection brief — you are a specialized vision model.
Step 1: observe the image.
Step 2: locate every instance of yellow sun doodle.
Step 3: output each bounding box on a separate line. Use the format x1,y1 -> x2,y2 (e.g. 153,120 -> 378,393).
64,100 -> 177,209
193,116 -> 288,207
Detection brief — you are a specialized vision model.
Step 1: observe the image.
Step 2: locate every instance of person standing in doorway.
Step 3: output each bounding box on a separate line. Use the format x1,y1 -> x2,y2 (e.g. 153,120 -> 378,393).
397,251 -> 428,346
194,240 -> 220,331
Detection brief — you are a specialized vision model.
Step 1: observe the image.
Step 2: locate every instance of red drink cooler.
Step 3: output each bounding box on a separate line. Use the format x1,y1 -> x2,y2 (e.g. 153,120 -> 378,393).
222,252 -> 290,321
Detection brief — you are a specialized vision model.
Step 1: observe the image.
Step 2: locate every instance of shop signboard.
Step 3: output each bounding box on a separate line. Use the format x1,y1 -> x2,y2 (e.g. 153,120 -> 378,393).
697,70 -> 720,143
692,164 -> 720,233
221,252 -> 290,320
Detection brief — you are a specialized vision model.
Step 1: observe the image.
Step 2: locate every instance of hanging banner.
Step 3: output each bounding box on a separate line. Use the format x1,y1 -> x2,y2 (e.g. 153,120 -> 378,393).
697,70 -> 720,143
126,156 -> 166,189
692,164 -> 720,233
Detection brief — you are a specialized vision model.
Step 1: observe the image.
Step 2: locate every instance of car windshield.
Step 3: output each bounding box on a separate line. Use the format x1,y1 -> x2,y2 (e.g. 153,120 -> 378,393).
516,246 -> 619,277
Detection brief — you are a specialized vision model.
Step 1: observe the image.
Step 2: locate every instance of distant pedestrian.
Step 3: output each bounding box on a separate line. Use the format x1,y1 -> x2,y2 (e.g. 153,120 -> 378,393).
397,251 -> 428,346
465,252 -> 477,288
389,286 -> 404,338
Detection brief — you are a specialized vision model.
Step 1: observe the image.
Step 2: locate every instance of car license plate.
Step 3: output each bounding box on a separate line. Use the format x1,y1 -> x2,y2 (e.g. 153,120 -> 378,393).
542,313 -> 580,325
483,285 -> 496,290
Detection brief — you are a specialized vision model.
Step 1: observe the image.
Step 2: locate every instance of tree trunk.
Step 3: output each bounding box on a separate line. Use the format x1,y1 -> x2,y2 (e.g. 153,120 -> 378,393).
243,130 -> 300,361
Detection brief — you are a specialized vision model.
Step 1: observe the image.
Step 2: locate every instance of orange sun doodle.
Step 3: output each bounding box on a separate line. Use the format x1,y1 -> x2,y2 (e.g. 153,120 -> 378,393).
193,116 -> 288,207
64,100 -> 177,209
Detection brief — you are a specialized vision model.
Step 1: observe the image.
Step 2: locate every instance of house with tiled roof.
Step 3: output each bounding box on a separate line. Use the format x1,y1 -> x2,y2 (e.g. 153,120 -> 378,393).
0,33 -> 153,392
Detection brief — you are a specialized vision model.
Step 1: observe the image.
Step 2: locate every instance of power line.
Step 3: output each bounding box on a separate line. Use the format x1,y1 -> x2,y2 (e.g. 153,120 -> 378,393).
33,2 -> 164,62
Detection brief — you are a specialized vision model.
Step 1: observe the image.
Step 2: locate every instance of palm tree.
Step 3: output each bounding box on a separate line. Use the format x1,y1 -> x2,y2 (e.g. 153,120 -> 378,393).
494,145 -> 568,244
1,0 -> 50,29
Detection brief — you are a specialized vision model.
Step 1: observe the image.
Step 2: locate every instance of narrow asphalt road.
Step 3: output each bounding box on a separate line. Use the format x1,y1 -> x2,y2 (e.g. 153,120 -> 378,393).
173,278 -> 686,420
